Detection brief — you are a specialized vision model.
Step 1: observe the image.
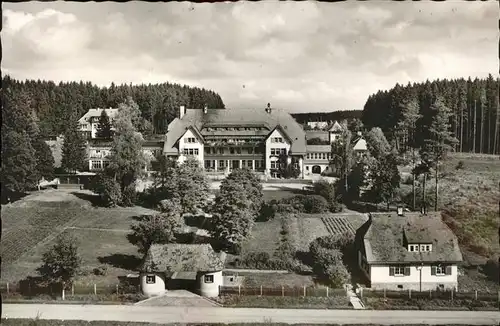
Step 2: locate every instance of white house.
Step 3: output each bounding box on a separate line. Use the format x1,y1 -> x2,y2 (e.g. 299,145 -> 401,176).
78,108 -> 118,139
355,211 -> 463,291
139,243 -> 226,298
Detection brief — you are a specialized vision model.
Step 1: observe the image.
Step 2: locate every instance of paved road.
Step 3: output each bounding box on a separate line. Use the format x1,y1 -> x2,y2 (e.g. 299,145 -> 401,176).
3,304 -> 500,325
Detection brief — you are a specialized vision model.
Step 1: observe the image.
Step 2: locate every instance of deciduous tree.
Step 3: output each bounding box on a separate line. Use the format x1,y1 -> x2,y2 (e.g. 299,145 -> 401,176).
127,213 -> 182,255
210,181 -> 255,252
37,234 -> 81,288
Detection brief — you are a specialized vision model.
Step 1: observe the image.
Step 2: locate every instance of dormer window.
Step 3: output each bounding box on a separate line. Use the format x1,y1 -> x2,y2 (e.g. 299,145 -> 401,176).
408,244 -> 432,252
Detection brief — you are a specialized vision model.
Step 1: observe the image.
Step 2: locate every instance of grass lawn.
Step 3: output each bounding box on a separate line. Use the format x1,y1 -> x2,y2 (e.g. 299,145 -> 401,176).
239,272 -> 315,288
1,189 -> 157,286
215,294 -> 351,309
287,216 -> 330,252
362,296 -> 499,311
240,219 -> 283,255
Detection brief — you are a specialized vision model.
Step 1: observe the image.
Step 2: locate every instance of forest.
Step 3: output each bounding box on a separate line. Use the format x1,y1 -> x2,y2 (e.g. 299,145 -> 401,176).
291,110 -> 363,124
362,75 -> 500,155
2,76 -> 225,137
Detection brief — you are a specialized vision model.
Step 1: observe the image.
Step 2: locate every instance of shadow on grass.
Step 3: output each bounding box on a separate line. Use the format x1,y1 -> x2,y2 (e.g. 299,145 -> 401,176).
70,191 -> 107,207
183,214 -> 212,229
15,276 -> 61,299
98,254 -> 142,271
1,190 -> 28,205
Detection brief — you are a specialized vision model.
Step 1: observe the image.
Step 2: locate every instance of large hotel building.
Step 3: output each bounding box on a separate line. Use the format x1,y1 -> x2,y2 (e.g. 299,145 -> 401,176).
78,105 -> 367,179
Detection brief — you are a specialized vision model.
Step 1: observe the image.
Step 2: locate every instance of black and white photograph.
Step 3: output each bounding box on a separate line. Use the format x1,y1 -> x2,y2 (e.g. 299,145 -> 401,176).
1,1 -> 499,325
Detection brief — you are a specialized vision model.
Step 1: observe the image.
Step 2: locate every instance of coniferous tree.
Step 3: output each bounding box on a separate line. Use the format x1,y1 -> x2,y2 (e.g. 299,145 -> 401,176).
61,117 -> 87,173
420,97 -> 458,211
1,89 -> 39,198
96,109 -> 113,139
33,138 -> 55,180
397,98 -> 422,210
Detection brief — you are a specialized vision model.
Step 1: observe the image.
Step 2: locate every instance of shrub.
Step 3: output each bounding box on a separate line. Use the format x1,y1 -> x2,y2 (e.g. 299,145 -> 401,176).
455,160 -> 465,170
280,195 -> 329,214
93,265 -> 108,276
258,201 -> 277,221
89,174 -> 121,207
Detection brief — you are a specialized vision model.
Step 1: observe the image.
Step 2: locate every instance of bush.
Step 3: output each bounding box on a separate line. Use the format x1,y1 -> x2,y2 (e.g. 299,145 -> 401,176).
280,195 -> 329,214
455,160 -> 465,170
89,174 -> 121,207
93,265 -> 108,276
258,201 -> 277,221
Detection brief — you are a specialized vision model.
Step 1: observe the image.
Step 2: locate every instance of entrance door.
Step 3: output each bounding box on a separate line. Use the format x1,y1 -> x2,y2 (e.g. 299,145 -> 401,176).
312,165 -> 321,174
232,160 -> 240,170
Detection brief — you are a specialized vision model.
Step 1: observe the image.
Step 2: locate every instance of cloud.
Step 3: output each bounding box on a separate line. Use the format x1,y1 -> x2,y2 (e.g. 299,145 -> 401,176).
2,1 -> 497,113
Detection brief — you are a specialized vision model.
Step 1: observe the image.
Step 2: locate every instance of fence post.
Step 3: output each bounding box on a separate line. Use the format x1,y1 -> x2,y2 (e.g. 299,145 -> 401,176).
6,283 -> 9,294
451,288 -> 453,301
62,287 -> 65,301
116,284 -> 119,295
429,289 -> 432,299
303,286 -> 306,297
408,289 -> 411,299
475,290 -> 477,300
72,284 -> 74,296
282,286 -> 284,297
260,286 -> 262,297
238,285 -> 241,296
326,286 -> 329,298
94,284 -> 97,295
383,288 -> 386,299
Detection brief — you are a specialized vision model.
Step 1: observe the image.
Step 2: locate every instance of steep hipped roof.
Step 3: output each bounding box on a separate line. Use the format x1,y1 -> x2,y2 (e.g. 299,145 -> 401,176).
306,144 -> 332,153
352,137 -> 367,151
305,130 -> 329,142
139,243 -> 226,273
164,108 -> 307,155
357,212 -> 463,264
78,108 -> 118,123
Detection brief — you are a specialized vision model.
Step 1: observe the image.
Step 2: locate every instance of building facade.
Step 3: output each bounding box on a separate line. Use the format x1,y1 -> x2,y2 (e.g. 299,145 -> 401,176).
78,105 -> 364,179
78,108 -> 118,139
355,211 -> 463,291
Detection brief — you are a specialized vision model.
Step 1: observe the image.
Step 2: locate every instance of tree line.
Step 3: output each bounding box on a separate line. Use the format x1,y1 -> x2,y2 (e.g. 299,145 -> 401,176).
2,76 -> 225,137
362,75 -> 500,155
292,110 -> 363,125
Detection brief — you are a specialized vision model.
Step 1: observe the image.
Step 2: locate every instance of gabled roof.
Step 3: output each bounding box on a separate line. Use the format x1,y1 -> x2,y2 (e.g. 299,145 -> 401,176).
352,136 -> 367,151
328,121 -> 343,133
139,244 -> 226,273
266,124 -> 293,144
164,108 -> 307,155
78,108 -> 118,123
356,212 -> 463,264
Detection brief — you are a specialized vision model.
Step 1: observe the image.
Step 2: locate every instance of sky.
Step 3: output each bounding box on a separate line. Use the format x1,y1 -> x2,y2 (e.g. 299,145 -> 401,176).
2,1 -> 498,113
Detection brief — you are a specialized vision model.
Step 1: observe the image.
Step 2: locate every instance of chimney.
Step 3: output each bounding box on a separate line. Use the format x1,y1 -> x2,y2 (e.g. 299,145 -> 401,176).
266,103 -> 271,114
357,131 -> 362,137
179,106 -> 186,119
203,104 -> 208,114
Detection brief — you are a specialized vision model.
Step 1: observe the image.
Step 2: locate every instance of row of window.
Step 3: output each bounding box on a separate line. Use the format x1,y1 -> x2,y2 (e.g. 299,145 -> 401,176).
270,148 -> 287,156
271,137 -> 284,143
183,148 -> 199,156
306,152 -> 332,160
409,244 -> 432,252
184,137 -> 197,143
205,127 -> 264,132
90,160 -> 110,170
390,265 -> 450,277
204,160 -> 266,169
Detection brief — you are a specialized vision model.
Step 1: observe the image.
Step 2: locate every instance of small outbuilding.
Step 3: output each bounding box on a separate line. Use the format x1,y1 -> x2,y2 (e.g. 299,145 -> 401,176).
139,243 -> 226,298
